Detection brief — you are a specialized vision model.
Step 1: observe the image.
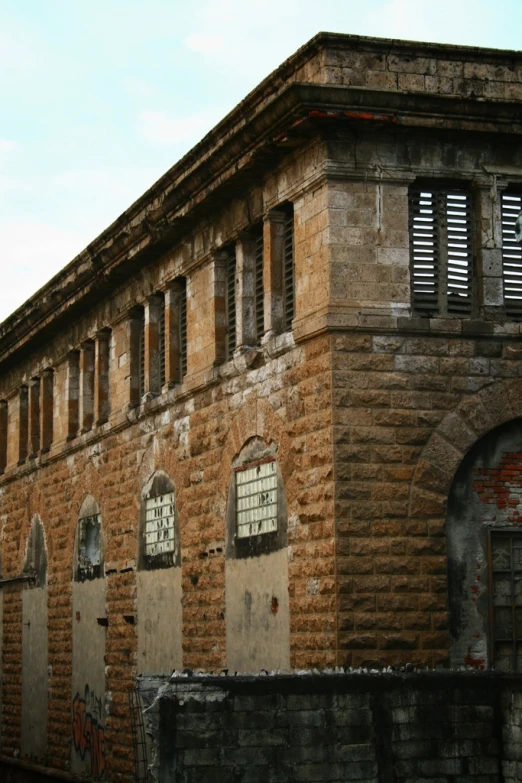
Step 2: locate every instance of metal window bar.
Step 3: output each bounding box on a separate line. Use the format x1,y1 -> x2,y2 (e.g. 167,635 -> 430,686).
138,310 -> 145,399
254,229 -> 264,343
501,192 -> 522,320
283,212 -> 294,331
179,281 -> 187,379
489,530 -> 522,672
227,252 -> 236,358
409,187 -> 473,317
128,687 -> 149,783
158,297 -> 166,388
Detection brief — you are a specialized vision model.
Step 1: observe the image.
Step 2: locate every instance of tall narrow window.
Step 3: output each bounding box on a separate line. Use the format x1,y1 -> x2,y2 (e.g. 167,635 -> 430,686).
179,279 -> 187,380
227,252 -> 237,358
40,369 -> 54,452
28,378 -> 40,458
67,351 -> 80,439
283,210 -> 294,331
139,473 -> 179,570
94,331 -> 110,426
489,530 -> 522,671
254,228 -> 264,343
75,497 -> 103,582
159,300 -> 166,388
138,308 -> 145,399
501,192 -> 522,320
409,186 -> 473,317
0,400 -> 7,474
18,385 -> 28,464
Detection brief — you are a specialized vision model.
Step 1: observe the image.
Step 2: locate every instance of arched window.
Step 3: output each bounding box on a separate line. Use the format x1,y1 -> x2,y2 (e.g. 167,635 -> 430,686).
447,419 -> 522,670
226,437 -> 287,560
139,472 -> 178,570
75,496 -> 103,582
23,516 -> 47,588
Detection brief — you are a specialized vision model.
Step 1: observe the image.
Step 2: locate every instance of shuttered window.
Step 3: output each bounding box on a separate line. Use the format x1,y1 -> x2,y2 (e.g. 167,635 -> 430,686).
409,187 -> 474,317
227,253 -> 236,359
501,192 -> 522,320
283,211 -> 294,331
254,229 -> 264,343
158,296 -> 166,388
179,280 -> 187,379
138,308 -> 145,398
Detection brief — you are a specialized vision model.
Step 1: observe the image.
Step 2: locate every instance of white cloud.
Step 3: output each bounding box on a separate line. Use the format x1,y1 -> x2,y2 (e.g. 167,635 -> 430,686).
137,109 -> 224,145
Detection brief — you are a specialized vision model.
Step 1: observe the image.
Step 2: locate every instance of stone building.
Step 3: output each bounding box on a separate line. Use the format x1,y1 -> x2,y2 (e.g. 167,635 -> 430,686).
0,30 -> 522,782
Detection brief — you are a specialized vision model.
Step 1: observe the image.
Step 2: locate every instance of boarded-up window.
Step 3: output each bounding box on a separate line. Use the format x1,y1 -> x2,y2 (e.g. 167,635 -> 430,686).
409,186 -> 473,317
489,530 -> 522,672
501,192 -> 522,320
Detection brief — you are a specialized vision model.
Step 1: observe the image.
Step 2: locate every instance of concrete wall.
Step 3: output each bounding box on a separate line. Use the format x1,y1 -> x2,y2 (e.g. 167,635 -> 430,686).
71,579 -> 106,779
21,587 -> 48,761
226,550 -> 290,673
137,569 -> 182,675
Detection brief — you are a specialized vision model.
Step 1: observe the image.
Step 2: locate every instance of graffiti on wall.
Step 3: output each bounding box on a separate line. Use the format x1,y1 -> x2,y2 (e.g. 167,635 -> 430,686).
72,684 -> 106,779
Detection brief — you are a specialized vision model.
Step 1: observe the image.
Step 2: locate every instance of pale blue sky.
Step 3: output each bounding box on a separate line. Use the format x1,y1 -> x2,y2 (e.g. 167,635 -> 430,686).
0,0 -> 521,322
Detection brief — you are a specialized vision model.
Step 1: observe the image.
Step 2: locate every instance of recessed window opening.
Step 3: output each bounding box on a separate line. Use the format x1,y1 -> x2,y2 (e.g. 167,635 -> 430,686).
283,210 -> 294,331
409,186 -> 473,317
227,253 -> 237,359
179,280 -> 187,379
254,228 -> 264,342
235,458 -> 278,539
501,192 -> 522,320
489,530 -> 522,672
77,514 -> 102,581
145,493 -> 176,557
158,297 -> 166,388
138,308 -> 145,398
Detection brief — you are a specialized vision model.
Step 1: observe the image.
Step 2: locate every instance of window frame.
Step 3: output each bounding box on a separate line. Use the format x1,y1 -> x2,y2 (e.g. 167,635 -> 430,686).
488,527 -> 522,671
409,183 -> 475,318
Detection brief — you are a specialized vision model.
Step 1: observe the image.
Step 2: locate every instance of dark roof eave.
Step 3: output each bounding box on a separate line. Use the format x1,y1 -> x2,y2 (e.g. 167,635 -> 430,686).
2,81 -> 522,364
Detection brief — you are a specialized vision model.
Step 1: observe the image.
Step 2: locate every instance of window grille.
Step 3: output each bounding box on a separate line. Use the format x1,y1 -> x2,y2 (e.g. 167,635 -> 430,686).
138,309 -> 145,398
254,229 -> 264,342
227,253 -> 237,359
77,514 -> 102,581
144,493 -> 176,557
501,192 -> 522,320
179,281 -> 187,379
235,459 -> 277,539
409,187 -> 473,317
283,211 -> 294,331
158,297 -> 166,388
489,530 -> 522,671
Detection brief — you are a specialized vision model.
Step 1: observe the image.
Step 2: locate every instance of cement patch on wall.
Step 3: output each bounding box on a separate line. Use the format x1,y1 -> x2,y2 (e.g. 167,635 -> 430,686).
226,548 -> 290,673
21,587 -> 48,760
137,568 -> 182,675
71,579 -> 106,779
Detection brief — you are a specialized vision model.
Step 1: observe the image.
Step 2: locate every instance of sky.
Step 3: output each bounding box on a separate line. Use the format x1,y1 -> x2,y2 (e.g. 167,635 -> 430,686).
0,0 -> 521,323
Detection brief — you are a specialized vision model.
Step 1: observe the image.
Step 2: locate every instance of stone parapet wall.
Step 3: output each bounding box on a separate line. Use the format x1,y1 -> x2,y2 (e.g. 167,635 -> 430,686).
140,670 -> 521,783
